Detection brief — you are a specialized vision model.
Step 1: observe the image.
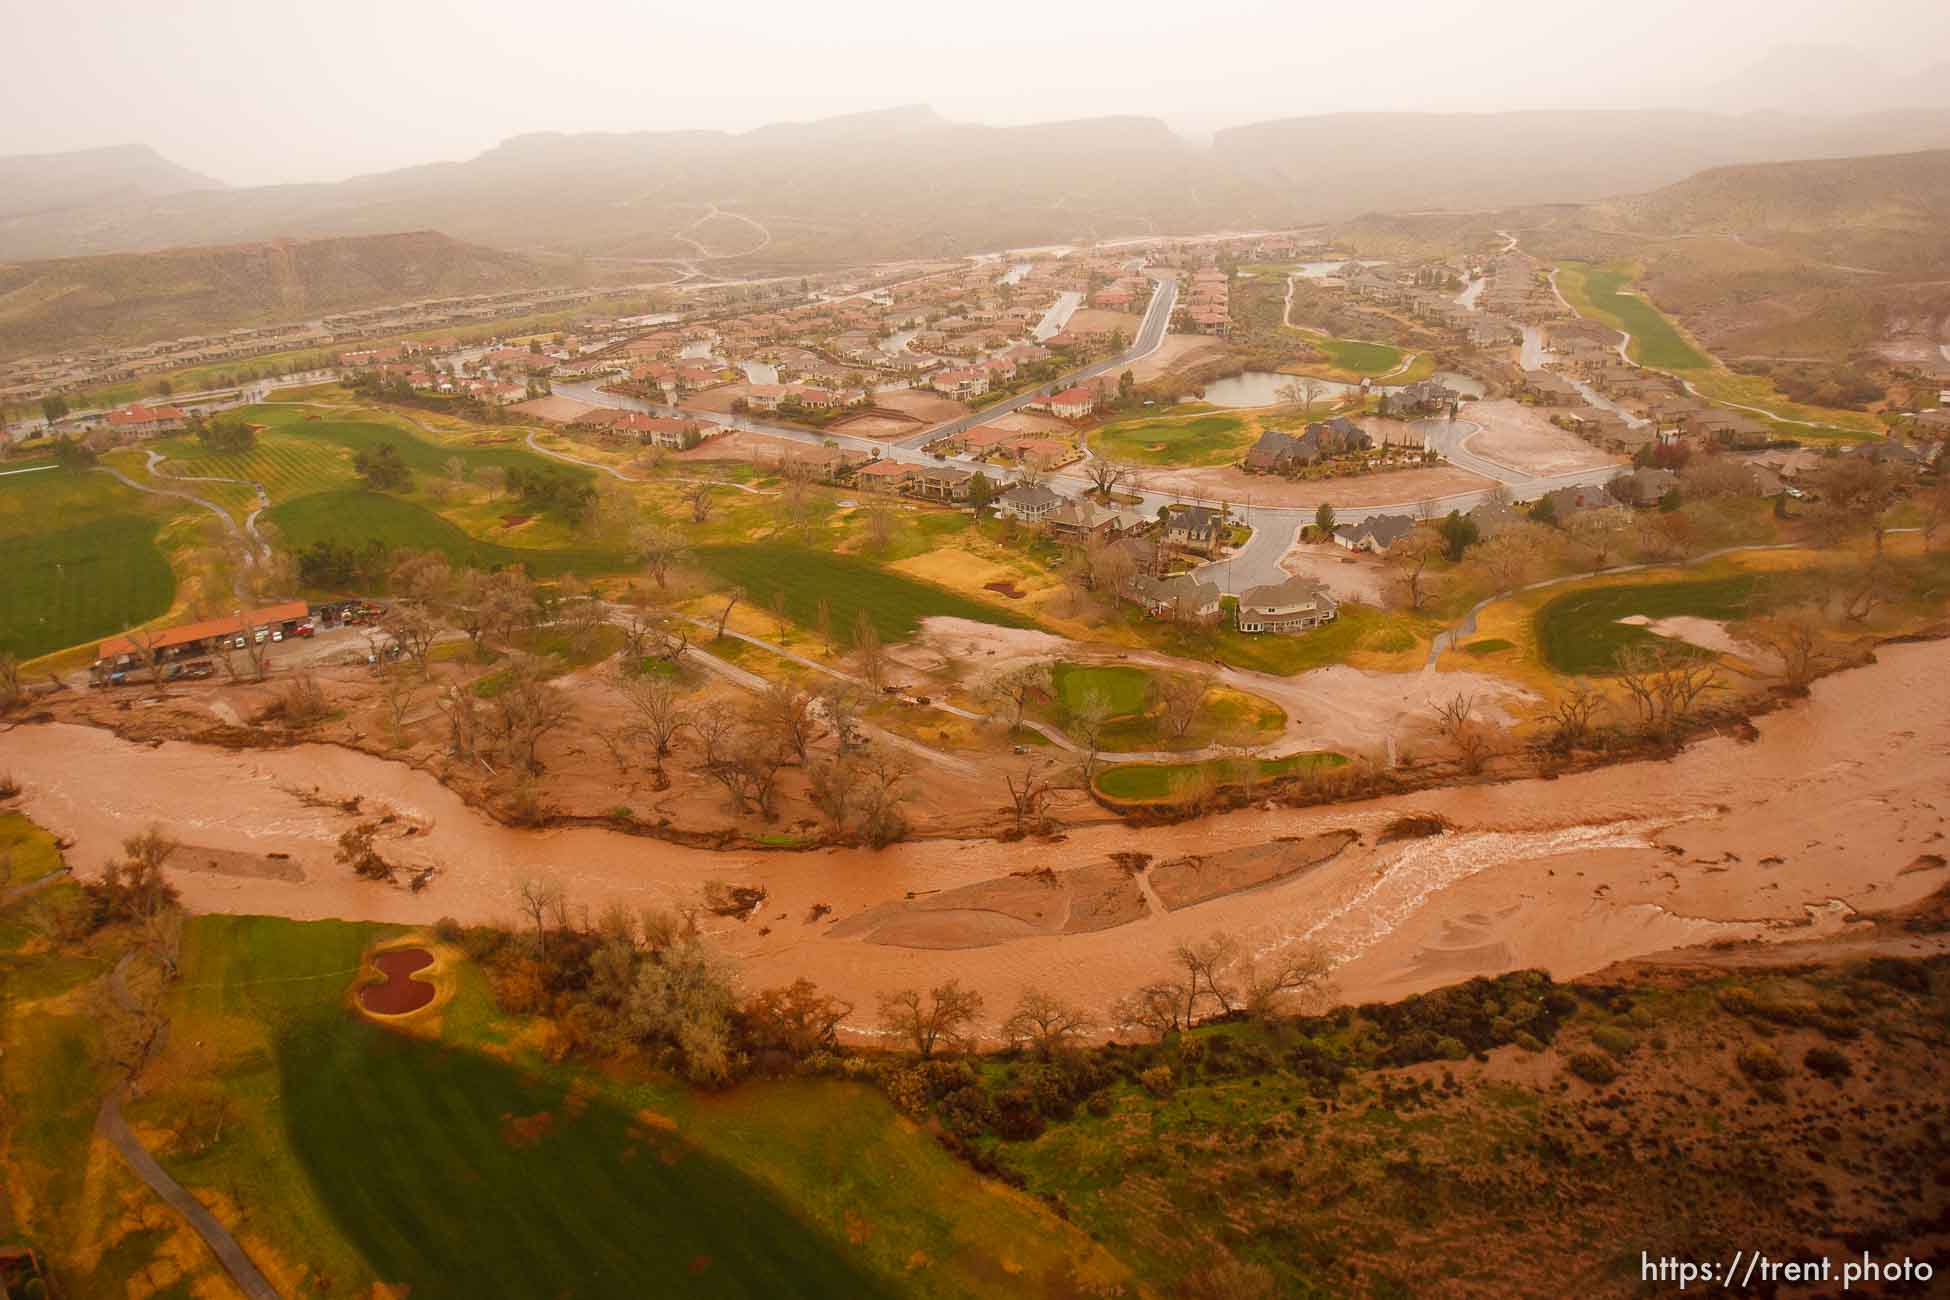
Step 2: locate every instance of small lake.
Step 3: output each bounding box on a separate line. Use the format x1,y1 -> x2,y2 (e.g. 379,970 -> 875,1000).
1432,371 -> 1487,398
739,360 -> 780,385
679,340 -> 717,360
998,262 -> 1031,285
1200,371 -> 1357,408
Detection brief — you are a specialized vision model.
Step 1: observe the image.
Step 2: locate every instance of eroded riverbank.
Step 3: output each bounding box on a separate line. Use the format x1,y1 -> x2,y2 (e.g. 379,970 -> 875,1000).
2,639 -> 1944,1032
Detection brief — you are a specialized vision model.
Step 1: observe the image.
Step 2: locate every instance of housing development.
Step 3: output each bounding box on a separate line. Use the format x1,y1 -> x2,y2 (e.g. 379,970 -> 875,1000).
2,13 -> 1949,1299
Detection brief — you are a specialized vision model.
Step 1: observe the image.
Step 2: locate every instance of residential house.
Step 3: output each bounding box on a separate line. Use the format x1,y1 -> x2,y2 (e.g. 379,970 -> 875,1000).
1043,500 -> 1139,547
1607,466 -> 1677,507
1235,576 -> 1338,634
1688,409 -> 1773,449
1128,573 -> 1222,624
1537,484 -> 1608,521
1392,381 -> 1458,415
1048,386 -> 1097,419
1163,505 -> 1227,555
997,482 -> 1064,522
105,402 -> 187,439
913,465 -> 975,502
930,367 -> 991,399
853,459 -> 916,492
1332,513 -> 1415,553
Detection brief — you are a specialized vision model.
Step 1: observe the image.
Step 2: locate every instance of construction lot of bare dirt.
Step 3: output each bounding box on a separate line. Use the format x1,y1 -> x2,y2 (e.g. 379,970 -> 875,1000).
1090,458 -> 1494,508
1460,399 -> 1625,476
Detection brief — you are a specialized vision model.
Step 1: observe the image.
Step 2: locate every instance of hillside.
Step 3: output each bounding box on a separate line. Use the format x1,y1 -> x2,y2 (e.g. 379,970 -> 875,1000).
0,230 -> 556,358
1215,109 -> 1950,220
1592,147 -> 1950,273
0,143 -> 223,222
0,107 -> 1281,268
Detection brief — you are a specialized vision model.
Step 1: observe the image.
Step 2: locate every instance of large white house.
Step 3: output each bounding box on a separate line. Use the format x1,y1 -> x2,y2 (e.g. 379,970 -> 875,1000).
1236,576 -> 1338,634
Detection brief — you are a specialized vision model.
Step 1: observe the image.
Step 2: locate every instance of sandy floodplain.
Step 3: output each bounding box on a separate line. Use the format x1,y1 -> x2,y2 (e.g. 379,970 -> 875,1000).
4,638 -> 1942,1039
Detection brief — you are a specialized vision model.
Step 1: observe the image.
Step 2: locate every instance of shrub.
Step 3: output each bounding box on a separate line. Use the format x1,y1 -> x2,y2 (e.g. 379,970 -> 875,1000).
1513,1031 -> 1545,1054
1140,1065 -> 1176,1097
432,916 -> 464,943
1086,1091 -> 1114,1117
1592,1025 -> 1638,1058
937,1085 -> 995,1138
1803,1046 -> 1853,1080
1736,1044 -> 1787,1082
1567,1052 -> 1618,1085
991,1088 -> 1047,1141
882,1067 -> 930,1118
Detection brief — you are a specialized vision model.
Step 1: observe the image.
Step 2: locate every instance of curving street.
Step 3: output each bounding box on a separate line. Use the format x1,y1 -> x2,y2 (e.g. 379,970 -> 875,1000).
556,273 -> 1626,595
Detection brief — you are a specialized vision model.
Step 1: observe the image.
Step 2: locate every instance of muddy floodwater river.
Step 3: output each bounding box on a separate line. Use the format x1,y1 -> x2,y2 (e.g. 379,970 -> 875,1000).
3,641 -> 1943,1035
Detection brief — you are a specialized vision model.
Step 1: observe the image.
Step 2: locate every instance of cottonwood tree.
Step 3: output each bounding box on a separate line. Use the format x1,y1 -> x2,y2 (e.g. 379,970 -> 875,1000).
877,980 -> 985,1059
1003,757 -> 1060,835
1737,608 -> 1836,691
1614,642 -> 1722,737
381,602 -> 440,679
984,663 -> 1054,731
864,501 -> 896,552
744,979 -> 852,1059
683,481 -> 714,525
1069,688 -> 1115,781
122,627 -> 169,691
1540,681 -> 1606,750
713,585 -> 745,640
615,671 -> 691,770
638,524 -> 689,589
1815,455 -> 1907,556
624,935 -> 741,1086
1001,989 -> 1093,1058
1240,946 -> 1335,1021
484,656 -> 573,773
1386,525 -> 1445,610
852,610 -> 888,691
1434,693 -> 1491,772
1085,458 -> 1127,498
1085,536 -> 1138,602
814,681 -> 864,751
1158,669 -> 1215,740
518,876 -> 566,955
754,680 -> 819,766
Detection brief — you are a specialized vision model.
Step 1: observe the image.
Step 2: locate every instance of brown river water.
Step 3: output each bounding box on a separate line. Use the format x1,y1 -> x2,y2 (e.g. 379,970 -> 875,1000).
3,640 -> 1944,1036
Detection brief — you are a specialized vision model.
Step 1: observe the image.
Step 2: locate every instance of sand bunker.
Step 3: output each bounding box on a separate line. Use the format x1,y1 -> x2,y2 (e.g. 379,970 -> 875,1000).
1616,615 -> 1771,662
360,948 -> 435,1015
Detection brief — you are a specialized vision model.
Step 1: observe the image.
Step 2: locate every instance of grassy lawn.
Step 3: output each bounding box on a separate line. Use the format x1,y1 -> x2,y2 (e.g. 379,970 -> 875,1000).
1089,412 -> 1257,467
1682,371 -> 1883,437
1555,262 -> 1709,370
1096,750 -> 1346,802
146,427 -> 360,505
124,914 -> 1126,1299
1136,603 -> 1431,676
1318,337 -> 1403,375
1048,662 -> 1285,753
690,543 -> 1036,645
277,1009 -> 893,1298
0,470 -> 178,660
268,489 -> 628,579
0,813 -> 66,885
1533,575 -> 1759,674
1461,638 -> 1515,657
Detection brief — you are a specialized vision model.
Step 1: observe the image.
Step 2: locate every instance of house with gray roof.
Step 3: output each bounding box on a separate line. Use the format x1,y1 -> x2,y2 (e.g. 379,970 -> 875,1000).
1236,577 -> 1338,634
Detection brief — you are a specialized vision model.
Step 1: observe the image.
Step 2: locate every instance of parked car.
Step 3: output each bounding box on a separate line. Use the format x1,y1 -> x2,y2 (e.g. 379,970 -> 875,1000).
254,629 -> 269,644
180,661 -> 215,680
295,622 -> 316,638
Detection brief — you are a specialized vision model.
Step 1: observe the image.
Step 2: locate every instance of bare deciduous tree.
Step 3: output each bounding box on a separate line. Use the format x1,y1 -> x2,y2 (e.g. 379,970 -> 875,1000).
852,610 -> 888,691
877,980 -> 985,1058
1158,668 -> 1215,740
1001,989 -> 1094,1058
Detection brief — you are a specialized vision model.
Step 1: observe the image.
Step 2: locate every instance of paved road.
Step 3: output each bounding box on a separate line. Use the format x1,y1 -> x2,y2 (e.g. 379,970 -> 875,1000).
889,272 -> 1180,448
553,271 -> 1633,597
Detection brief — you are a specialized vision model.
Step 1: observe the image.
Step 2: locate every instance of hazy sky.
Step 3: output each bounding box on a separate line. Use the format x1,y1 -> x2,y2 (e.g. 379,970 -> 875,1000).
4,0 -> 1946,186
